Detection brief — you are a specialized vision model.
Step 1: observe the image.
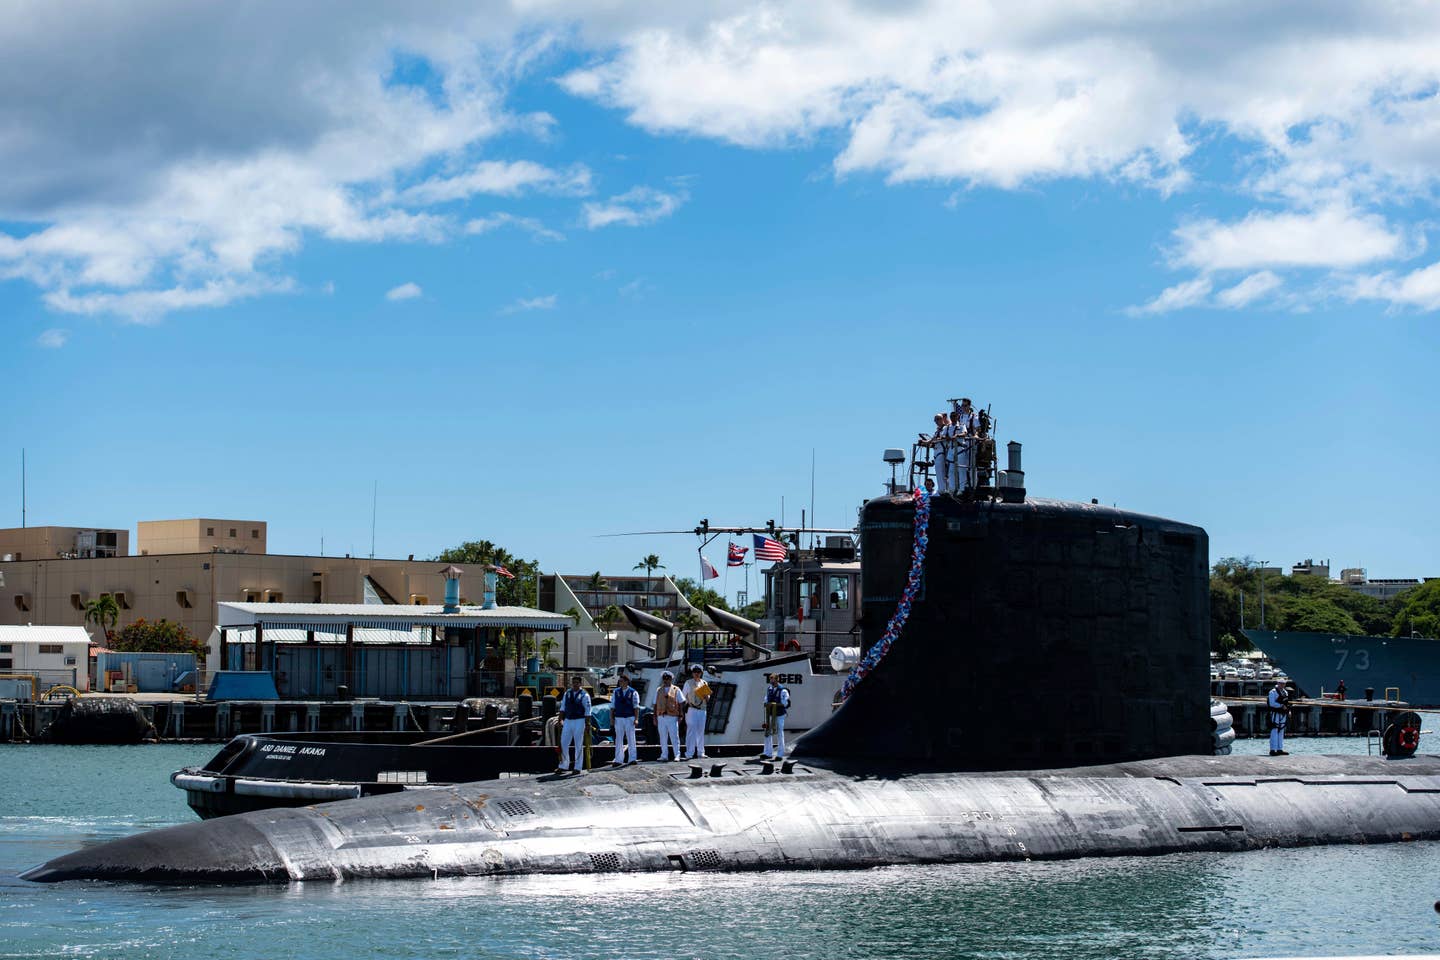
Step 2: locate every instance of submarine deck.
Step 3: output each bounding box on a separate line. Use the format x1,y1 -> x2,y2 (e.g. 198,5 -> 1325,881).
24,752 -> 1440,884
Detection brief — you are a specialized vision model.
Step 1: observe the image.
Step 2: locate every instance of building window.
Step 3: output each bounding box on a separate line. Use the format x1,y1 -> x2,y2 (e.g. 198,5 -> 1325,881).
207,527 -> 215,536
0,644 -> 11,653
229,528 -> 237,538
0,659 -> 11,670
64,656 -> 77,666
245,592 -> 261,603
38,644 -> 63,654
251,529 -> 259,539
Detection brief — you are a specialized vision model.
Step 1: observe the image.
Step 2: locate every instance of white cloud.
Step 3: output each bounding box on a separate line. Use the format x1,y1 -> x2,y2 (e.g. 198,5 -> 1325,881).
1348,260 -> 1440,311
1171,207 -> 1409,272
1215,270 -> 1284,308
36,328 -> 68,348
43,277 -> 292,323
582,185 -> 686,229
8,4 -> 1440,318
1127,277 -> 1213,316
1215,271 -> 1283,309
403,161 -> 591,204
499,293 -> 558,314
385,282 -> 423,301
464,212 -> 564,242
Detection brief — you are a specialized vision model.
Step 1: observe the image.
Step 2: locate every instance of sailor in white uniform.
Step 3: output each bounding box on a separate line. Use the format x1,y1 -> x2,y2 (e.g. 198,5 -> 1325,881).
610,673 -> 640,765
557,675 -> 592,772
1267,677 -> 1290,756
681,666 -> 710,759
763,674 -> 791,760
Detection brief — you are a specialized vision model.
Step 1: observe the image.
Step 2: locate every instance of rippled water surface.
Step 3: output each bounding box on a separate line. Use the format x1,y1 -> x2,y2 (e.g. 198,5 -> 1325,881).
2,735 -> 1439,960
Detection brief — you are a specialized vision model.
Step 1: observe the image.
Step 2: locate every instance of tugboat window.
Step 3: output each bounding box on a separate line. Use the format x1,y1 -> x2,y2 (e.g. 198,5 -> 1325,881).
829,575 -> 850,610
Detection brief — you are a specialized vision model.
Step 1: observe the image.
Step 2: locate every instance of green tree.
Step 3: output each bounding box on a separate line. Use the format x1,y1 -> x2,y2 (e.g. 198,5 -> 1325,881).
432,540 -> 541,607
739,599 -> 767,621
633,554 -> 665,581
83,595 -> 121,640
672,577 -> 731,614
539,636 -> 560,669
109,618 -> 202,654
593,603 -> 623,663
1392,579 -> 1440,638
674,610 -> 703,634
586,572 -> 608,592
1279,596 -> 1363,635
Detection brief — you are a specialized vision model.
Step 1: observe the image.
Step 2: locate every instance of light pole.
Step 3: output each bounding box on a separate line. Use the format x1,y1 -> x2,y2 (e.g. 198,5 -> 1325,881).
1258,560 -> 1267,630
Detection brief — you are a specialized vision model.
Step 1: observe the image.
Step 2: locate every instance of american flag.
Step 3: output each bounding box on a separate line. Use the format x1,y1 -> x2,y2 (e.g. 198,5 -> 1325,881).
727,542 -> 749,567
753,533 -> 788,561
491,564 -> 515,579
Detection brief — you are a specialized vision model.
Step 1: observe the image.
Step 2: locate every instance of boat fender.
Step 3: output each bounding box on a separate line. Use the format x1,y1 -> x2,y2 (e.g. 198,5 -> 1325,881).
1383,711 -> 1423,759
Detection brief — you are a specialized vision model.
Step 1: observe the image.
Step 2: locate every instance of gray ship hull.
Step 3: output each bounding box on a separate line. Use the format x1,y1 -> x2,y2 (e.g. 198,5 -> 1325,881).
1246,629 -> 1440,707
24,754 -> 1440,884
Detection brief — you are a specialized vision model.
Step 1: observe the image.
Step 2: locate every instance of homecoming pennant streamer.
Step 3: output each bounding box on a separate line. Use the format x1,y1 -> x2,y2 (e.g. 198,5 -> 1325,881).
840,488 -> 931,701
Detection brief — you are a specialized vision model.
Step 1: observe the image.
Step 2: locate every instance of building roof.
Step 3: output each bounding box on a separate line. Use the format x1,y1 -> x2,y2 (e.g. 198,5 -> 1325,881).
216,602 -> 573,632
0,625 -> 94,645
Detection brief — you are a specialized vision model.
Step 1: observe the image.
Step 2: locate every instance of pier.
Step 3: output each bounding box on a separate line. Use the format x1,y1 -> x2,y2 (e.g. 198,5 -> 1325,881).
0,693 -> 492,743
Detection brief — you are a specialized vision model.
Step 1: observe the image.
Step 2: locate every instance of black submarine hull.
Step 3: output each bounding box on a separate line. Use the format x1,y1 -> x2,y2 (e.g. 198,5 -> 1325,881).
24,753 -> 1440,884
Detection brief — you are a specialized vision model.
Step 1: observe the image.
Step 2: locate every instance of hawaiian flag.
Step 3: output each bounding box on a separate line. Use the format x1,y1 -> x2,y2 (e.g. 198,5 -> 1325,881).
753,533 -> 788,561
700,555 -> 720,580
727,542 -> 749,567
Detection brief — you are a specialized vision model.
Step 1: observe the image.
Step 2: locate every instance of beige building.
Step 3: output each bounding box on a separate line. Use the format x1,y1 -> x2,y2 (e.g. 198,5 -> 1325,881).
0,525 -> 128,561
137,518 -> 267,555
1,551 -> 495,651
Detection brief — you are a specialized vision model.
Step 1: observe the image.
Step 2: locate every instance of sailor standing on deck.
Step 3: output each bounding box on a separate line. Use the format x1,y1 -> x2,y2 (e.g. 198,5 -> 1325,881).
557,675 -> 592,773
681,665 -> 711,760
654,671 -> 683,761
1267,677 -> 1290,756
610,673 -> 639,766
763,673 -> 791,760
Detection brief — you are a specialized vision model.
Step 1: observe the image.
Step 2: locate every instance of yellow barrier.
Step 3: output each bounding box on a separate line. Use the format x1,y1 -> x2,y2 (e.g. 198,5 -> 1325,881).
42,685 -> 81,701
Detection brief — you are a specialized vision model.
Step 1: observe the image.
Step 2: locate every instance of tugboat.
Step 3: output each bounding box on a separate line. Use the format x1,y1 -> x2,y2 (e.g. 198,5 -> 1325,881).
29,402 -> 1440,885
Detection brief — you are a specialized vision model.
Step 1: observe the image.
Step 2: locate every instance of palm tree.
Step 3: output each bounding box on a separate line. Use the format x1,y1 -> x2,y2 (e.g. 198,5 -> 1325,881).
539,636 -> 559,669
634,554 -> 665,587
83,595 -> 121,640
593,603 -> 623,664
675,610 -> 702,634
586,572 -> 608,592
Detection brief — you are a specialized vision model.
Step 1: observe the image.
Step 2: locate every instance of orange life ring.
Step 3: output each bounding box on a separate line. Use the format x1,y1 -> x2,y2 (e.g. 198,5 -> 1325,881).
1399,724 -> 1421,752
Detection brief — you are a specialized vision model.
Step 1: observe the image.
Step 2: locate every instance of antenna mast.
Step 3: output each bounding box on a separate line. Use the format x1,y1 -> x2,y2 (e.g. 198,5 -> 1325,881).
21,448 -> 26,529
369,481 -> 377,559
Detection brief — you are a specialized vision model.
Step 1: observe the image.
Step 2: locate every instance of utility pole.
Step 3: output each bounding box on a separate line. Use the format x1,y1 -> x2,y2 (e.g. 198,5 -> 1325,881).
1258,560 -> 1267,630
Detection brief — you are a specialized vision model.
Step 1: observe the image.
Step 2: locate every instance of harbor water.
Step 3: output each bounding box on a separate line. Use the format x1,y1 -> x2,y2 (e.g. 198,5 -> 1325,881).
3,732 -> 1440,960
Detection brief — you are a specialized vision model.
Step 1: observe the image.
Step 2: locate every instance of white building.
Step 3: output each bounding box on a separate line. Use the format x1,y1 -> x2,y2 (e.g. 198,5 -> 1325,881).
0,625 -> 93,693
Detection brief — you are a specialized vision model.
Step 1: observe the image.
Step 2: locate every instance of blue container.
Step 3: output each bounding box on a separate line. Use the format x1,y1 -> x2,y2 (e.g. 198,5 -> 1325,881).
95,651 -> 199,693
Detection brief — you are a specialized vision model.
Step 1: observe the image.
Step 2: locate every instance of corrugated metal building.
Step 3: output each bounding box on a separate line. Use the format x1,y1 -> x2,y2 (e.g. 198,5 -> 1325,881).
0,625 -> 93,692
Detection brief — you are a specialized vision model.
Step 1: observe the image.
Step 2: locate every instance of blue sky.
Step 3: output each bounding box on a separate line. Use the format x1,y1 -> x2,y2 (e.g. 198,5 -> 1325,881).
2,3 -> 1438,591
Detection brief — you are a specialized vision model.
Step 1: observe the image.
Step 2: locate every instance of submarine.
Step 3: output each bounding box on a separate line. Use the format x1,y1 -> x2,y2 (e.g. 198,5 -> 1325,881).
23,437 -> 1440,884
